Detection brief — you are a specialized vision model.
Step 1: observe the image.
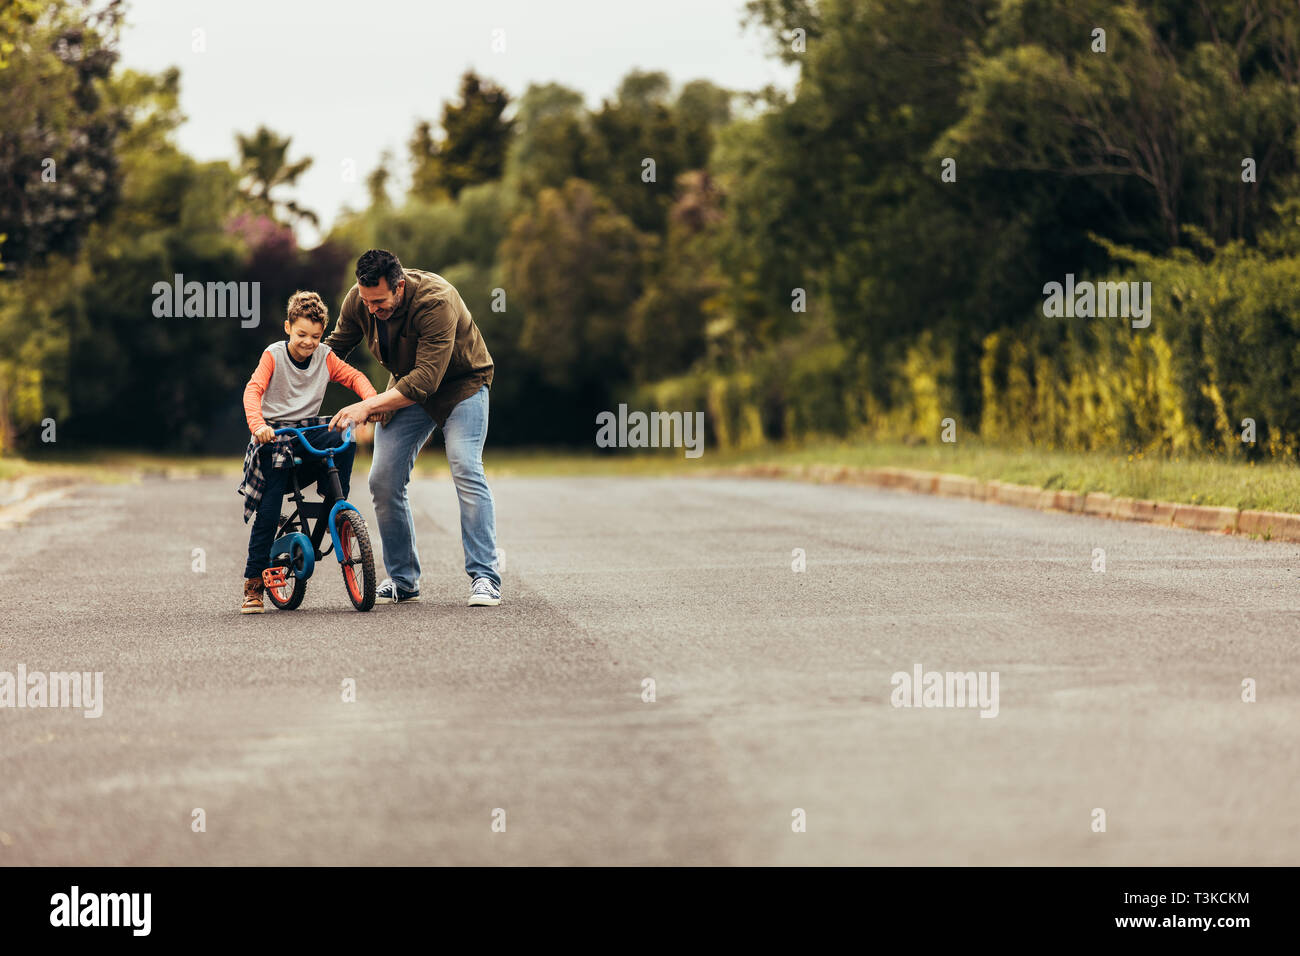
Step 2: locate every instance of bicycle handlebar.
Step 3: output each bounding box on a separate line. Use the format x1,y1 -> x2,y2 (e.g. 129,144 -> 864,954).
272,423 -> 354,457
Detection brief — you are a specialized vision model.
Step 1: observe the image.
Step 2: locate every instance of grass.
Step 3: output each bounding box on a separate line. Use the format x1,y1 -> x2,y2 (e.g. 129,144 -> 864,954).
0,454 -> 135,485
716,439 -> 1300,513
480,439 -> 1300,513
5,437 -> 1300,513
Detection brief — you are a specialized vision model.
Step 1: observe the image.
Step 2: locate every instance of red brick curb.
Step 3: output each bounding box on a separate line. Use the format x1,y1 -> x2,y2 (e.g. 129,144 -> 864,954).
1172,504 -> 1239,534
725,464 -> 1300,543
1236,510 -> 1300,541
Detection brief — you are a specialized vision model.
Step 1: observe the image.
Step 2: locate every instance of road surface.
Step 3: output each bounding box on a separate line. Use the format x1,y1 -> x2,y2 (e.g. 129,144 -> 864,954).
1,473 -> 1296,864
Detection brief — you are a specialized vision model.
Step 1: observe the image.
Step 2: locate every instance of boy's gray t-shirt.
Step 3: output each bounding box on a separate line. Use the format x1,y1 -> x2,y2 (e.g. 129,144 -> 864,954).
259,341 -> 333,422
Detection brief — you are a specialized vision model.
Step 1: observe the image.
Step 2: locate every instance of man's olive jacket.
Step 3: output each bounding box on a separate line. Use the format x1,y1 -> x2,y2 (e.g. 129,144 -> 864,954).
325,269 -> 494,428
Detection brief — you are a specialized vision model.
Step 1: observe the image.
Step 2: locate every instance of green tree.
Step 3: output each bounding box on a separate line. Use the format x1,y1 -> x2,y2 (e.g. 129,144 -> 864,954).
732,0 -> 1059,420
366,150 -> 395,210
0,0 -> 126,450
0,0 -> 127,272
408,121 -> 444,201
934,0 -> 1300,248
575,72 -> 736,239
0,0 -> 42,69
65,64 -> 245,449
584,70 -> 683,234
501,179 -> 648,394
628,170 -> 726,382
235,125 -> 317,227
410,71 -> 514,201
742,0 -> 823,64
675,80 -> 733,140
503,82 -> 590,198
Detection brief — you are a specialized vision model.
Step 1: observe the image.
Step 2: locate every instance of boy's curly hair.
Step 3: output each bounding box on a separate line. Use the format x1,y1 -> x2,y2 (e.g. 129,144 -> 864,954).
286,290 -> 329,327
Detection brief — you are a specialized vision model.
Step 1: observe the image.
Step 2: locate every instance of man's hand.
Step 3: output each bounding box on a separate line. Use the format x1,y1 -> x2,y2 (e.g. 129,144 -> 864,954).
330,401 -> 370,433
330,387 -> 413,432
254,425 -> 275,444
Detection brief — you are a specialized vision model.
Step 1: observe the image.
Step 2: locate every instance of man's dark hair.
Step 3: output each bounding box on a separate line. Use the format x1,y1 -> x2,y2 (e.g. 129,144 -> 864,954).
356,249 -> 405,289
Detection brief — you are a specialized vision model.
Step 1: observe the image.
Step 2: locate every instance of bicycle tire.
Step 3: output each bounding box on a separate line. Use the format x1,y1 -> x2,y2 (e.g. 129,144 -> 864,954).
336,510 -> 376,612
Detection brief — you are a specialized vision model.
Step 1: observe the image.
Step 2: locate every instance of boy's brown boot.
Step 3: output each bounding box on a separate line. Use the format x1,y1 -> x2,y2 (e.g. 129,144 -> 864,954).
241,576 -> 265,614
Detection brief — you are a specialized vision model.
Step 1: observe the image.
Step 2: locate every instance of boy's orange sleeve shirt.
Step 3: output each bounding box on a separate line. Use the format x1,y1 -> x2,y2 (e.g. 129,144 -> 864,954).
243,351 -> 276,434
242,350 -> 376,435
326,351 -> 377,401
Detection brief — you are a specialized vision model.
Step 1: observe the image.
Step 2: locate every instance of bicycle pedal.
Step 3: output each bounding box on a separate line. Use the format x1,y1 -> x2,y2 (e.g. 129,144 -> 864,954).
262,566 -> 289,589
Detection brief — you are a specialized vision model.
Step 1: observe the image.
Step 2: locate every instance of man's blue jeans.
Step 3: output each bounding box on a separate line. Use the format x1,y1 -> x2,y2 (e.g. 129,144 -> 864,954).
369,384 -> 499,592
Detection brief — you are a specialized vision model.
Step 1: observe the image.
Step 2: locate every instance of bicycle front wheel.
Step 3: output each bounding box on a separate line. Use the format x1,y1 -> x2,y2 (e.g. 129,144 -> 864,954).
336,510 -> 376,612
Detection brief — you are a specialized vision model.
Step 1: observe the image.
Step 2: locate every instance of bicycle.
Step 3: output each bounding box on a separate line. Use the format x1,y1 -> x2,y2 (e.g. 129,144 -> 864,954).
260,424 -> 377,612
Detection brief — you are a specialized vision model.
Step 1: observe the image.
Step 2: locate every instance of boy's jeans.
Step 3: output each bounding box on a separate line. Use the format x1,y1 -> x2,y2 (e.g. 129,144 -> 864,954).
369,384 -> 499,592
243,430 -> 354,579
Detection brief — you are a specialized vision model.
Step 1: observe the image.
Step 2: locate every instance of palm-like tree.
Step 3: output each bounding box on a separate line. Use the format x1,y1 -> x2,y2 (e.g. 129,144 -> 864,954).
235,125 -> 318,227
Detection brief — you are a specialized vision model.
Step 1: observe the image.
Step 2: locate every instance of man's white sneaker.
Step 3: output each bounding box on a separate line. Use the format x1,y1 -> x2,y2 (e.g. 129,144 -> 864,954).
468,577 -> 501,607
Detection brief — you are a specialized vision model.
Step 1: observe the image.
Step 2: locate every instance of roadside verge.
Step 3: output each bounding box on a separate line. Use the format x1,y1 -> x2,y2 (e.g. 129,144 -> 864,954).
0,476 -> 81,529
720,463 -> 1300,543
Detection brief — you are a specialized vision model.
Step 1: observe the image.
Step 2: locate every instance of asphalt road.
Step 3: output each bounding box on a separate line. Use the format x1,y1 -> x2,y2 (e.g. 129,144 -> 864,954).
1,472 -> 1297,865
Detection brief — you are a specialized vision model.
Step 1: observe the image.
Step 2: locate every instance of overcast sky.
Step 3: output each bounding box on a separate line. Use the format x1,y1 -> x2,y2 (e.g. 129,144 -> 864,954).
117,0 -> 799,245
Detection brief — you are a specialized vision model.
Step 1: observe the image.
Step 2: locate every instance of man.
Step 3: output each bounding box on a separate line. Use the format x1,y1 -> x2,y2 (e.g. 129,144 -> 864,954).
326,249 -> 501,607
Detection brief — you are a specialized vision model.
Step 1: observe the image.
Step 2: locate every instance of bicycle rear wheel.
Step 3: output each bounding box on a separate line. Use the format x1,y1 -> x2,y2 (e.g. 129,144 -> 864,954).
336,510 -> 376,611
264,554 -> 307,610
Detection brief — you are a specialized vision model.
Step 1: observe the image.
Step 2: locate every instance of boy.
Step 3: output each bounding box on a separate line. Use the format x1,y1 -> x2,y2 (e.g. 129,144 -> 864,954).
237,291 -> 377,613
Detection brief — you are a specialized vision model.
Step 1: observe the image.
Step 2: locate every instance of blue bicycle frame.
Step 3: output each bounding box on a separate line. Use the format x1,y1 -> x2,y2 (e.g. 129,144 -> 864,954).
270,424 -> 361,570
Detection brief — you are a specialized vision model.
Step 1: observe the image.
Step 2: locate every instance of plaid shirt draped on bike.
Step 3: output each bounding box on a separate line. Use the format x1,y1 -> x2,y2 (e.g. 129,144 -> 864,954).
236,416 -> 333,523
